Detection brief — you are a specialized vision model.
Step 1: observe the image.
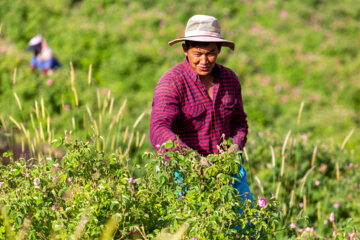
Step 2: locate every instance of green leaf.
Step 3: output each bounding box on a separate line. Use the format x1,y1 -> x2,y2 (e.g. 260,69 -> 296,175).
110,201 -> 119,210
2,151 -> 13,157
52,138 -> 64,147
163,140 -> 173,150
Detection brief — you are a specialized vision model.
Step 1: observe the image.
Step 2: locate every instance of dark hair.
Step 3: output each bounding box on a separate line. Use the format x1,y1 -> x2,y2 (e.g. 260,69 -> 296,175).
184,40 -> 221,52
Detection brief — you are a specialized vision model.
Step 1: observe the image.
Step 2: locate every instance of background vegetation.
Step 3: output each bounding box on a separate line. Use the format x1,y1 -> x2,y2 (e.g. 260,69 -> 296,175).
0,0 -> 359,239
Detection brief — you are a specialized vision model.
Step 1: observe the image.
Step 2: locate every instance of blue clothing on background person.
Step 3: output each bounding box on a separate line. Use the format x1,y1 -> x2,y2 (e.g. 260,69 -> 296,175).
27,35 -> 61,75
30,55 -> 60,72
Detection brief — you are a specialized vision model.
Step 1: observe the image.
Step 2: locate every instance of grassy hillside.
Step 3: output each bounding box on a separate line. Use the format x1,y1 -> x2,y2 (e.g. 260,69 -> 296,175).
1,0 -> 359,151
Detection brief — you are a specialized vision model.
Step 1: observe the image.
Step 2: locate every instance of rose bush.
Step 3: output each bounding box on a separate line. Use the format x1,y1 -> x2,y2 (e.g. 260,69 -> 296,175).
139,140 -> 281,239
0,138 -> 281,239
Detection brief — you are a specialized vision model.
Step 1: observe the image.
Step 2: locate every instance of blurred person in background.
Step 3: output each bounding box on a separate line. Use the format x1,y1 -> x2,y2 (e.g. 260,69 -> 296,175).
150,15 -> 253,203
27,35 -> 61,75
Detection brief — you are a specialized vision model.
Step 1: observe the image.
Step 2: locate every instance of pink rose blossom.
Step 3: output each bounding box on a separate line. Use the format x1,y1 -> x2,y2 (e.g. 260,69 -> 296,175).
333,231 -> 336,237
319,163 -> 328,172
190,238 -> 199,240
280,10 -> 288,18
329,212 -> 335,222
333,203 -> 339,208
64,104 -> 70,110
290,222 -> 296,229
0,183 -> 2,188
348,232 -> 355,239
129,178 -> 134,183
349,163 -> 353,168
323,220 -> 328,225
46,79 -> 53,86
251,24 -> 260,35
299,202 -> 304,208
52,205 -> 56,211
181,196 -> 185,199
280,95 -> 289,103
315,180 -> 320,186
261,76 -> 270,85
305,227 -> 314,233
102,88 -> 109,94
258,197 -> 266,207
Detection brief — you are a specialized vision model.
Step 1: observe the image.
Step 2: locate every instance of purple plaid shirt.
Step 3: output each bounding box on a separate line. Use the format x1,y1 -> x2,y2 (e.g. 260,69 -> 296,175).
150,57 -> 248,156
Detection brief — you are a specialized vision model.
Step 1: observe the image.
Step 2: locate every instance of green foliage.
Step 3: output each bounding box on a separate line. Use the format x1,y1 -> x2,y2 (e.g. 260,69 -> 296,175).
0,138 -> 282,239
140,141 -> 281,239
244,130 -> 360,238
0,137 -> 137,239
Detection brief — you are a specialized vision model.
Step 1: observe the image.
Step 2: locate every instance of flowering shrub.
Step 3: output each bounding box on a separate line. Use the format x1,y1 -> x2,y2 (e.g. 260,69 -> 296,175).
0,138 -> 139,239
0,138 -> 281,239
140,140 -> 281,239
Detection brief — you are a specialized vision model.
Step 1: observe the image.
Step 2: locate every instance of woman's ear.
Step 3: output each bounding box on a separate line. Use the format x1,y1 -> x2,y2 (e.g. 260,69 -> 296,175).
182,43 -> 188,56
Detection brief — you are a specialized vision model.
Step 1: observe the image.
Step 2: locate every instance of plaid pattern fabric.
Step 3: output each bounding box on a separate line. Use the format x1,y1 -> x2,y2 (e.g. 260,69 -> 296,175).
150,57 -> 248,156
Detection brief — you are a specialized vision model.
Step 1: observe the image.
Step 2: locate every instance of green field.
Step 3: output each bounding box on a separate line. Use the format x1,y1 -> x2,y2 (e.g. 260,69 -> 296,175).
0,0 -> 359,239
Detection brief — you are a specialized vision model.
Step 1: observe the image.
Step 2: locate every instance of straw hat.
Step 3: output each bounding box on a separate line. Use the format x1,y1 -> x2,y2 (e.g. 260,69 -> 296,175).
168,15 -> 235,50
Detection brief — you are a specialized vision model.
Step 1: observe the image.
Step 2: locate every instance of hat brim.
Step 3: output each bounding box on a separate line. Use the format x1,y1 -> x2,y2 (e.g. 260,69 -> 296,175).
26,43 -> 41,51
168,36 -> 235,50
26,46 -> 37,51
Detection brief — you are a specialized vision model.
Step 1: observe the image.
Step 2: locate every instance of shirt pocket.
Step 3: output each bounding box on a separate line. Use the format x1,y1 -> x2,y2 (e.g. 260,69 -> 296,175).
181,104 -> 206,131
221,95 -> 237,121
